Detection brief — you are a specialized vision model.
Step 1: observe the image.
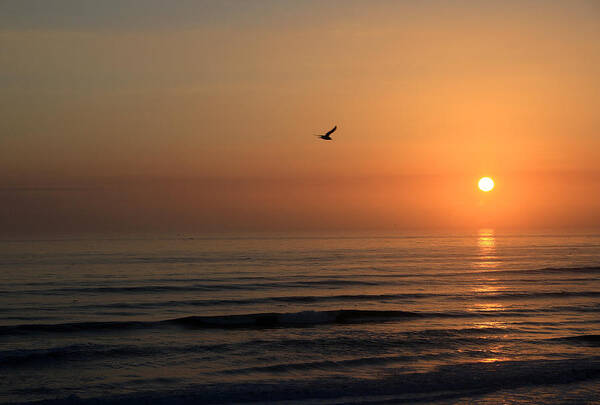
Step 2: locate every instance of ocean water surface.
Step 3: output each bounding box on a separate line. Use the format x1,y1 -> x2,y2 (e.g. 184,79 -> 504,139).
1,231 -> 599,404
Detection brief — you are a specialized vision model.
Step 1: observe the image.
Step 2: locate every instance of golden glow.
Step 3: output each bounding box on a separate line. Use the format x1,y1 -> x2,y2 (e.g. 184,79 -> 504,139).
478,177 -> 495,192
2,2 -> 600,234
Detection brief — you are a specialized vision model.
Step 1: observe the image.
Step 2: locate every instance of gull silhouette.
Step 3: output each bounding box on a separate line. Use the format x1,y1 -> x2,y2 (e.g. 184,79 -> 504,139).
316,125 -> 337,141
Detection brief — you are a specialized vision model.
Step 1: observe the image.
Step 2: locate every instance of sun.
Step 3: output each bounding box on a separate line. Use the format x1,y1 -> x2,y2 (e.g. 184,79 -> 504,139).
478,177 -> 494,192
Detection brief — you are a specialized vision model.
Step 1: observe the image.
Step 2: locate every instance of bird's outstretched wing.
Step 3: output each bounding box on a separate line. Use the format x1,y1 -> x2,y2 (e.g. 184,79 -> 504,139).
325,126 -> 337,136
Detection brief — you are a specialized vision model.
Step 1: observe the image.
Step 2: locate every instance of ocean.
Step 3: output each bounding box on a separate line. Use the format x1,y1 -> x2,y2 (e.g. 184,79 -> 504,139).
1,231 -> 599,404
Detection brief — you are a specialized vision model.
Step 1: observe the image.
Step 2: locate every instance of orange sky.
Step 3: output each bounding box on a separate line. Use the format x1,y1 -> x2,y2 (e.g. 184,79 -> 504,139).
1,1 -> 599,235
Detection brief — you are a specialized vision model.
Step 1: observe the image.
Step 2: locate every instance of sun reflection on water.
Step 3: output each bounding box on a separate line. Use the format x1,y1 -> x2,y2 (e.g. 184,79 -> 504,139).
476,229 -> 499,270
471,320 -> 507,329
470,230 -> 513,363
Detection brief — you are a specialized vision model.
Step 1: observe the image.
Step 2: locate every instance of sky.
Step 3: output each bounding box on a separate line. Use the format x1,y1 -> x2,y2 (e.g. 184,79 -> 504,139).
1,0 -> 599,235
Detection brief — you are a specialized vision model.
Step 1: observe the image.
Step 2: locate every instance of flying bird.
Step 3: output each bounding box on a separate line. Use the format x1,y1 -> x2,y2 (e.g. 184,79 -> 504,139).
316,125 -> 337,141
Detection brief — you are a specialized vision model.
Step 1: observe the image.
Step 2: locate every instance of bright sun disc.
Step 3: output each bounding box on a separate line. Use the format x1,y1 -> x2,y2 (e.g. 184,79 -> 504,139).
478,177 -> 494,192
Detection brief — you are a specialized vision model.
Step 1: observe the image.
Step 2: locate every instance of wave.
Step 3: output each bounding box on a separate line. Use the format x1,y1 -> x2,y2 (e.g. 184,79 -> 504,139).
0,320 -> 150,336
0,308 -> 548,336
12,357 -> 600,404
216,358 -> 600,403
221,354 -> 430,375
169,309 -> 425,328
164,308 -> 531,328
0,342 -> 233,368
0,344 -> 149,367
0,326 -> 525,369
3,291 -> 598,317
0,309 -> 426,336
549,334 -> 600,346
